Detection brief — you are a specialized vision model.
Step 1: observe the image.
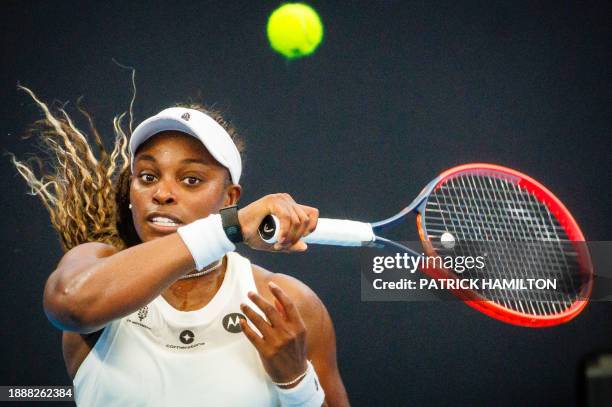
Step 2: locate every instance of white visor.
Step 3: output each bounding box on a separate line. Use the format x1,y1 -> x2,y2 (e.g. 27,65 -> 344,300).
129,107 -> 242,184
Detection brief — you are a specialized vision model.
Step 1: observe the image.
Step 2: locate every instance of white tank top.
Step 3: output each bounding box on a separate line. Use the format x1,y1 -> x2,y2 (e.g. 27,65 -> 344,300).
73,252 -> 280,406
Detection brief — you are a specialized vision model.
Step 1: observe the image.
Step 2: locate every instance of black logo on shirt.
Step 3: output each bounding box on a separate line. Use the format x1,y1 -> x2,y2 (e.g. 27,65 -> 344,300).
137,306 -> 148,321
222,313 -> 246,333
127,306 -> 151,329
179,330 -> 195,344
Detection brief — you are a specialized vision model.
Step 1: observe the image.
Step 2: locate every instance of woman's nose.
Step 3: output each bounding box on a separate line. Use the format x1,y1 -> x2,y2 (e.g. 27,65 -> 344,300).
152,182 -> 176,205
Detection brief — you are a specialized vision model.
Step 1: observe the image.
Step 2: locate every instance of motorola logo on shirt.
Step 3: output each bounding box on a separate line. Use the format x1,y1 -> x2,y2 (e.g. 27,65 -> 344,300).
222,313 -> 246,333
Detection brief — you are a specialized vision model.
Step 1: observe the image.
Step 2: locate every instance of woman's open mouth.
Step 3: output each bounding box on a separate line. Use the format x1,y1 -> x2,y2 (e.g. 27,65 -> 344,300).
147,216 -> 183,232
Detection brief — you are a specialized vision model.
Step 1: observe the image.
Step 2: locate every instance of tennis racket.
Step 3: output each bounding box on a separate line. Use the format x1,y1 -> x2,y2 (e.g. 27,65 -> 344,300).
258,163 -> 592,327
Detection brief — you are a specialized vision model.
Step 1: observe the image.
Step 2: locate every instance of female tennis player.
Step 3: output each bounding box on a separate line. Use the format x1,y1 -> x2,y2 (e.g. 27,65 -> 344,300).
12,88 -> 350,406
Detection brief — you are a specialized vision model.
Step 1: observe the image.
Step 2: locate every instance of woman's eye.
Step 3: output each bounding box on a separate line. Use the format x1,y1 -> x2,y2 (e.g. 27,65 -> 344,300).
183,177 -> 201,186
140,174 -> 156,183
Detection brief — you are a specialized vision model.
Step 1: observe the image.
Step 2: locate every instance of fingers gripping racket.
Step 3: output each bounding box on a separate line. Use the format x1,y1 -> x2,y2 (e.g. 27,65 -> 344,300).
258,163 -> 592,327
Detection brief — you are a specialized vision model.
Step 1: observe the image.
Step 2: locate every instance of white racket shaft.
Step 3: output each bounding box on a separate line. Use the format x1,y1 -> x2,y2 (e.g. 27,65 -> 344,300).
259,215 -> 375,247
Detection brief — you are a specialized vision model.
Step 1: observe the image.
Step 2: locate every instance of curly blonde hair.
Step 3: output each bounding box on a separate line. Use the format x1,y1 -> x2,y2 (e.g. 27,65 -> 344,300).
10,86 -> 244,252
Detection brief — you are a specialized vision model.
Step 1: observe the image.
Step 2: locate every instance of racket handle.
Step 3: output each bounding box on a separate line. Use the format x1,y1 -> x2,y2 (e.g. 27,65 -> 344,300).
258,215 -> 375,247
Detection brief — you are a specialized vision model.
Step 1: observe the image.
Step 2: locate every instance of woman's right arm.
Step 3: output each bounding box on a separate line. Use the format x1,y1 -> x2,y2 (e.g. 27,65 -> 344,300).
43,233 -> 199,334
43,193 -> 318,335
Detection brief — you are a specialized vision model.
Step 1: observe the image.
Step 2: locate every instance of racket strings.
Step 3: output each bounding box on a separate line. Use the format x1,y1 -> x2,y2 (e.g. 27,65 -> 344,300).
423,173 -> 583,317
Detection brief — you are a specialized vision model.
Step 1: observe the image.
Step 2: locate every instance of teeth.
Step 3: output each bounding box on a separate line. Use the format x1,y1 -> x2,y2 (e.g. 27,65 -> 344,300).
151,216 -> 180,226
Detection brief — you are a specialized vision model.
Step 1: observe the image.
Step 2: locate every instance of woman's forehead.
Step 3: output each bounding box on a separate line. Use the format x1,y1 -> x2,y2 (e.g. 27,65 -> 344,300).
134,131 -> 216,164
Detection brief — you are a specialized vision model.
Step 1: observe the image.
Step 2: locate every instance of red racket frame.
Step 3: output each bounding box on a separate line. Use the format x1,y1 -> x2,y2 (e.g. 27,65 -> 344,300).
416,163 -> 593,327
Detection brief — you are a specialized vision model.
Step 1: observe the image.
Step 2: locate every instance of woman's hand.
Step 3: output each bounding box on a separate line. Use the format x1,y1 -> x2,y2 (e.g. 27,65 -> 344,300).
238,193 -> 319,252
240,282 -> 308,387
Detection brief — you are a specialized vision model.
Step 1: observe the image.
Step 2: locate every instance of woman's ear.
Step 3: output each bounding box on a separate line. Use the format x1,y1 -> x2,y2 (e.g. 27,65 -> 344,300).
224,183 -> 242,206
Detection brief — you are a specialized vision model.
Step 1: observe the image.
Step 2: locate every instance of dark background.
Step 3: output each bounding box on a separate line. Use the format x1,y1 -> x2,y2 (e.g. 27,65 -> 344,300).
1,1 -> 611,406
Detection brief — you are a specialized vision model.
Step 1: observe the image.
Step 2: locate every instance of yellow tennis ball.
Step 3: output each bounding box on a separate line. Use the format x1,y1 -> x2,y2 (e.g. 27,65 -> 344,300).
266,3 -> 324,59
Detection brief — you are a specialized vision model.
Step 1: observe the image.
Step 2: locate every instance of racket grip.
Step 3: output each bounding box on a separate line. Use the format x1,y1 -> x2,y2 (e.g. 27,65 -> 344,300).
258,215 -> 375,246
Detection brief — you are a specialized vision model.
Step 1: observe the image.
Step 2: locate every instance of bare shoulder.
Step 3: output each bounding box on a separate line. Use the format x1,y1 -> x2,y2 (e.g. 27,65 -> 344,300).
251,264 -> 324,323
251,264 -> 350,406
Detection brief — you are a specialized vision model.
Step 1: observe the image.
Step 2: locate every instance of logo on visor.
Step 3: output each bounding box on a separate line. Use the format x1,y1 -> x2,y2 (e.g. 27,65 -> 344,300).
181,112 -> 191,121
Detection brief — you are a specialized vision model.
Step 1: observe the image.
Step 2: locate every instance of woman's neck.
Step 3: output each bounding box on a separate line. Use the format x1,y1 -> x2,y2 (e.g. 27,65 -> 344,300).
162,257 -> 227,311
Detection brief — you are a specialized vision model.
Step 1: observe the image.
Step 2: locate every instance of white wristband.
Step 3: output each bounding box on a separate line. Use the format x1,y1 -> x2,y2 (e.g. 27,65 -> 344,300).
276,361 -> 325,407
176,214 -> 236,271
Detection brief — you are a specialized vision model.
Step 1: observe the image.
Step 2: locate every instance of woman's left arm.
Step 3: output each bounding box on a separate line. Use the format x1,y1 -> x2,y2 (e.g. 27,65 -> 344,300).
297,281 -> 350,407
240,275 -> 350,407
